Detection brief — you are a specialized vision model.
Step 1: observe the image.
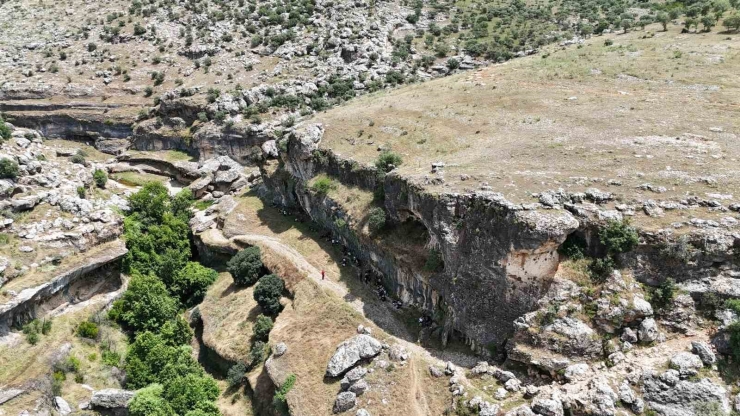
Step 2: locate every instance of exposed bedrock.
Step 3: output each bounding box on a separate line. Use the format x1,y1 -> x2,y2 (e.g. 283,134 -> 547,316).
3,112 -> 133,141
259,124 -> 579,351
0,240 -> 127,333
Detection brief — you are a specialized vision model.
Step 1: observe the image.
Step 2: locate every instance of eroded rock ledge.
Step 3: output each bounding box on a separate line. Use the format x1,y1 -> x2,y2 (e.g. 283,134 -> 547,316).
257,123 -> 580,351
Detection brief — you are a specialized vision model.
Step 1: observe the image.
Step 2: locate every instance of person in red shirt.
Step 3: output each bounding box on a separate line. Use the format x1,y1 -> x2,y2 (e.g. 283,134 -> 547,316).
321,270 -> 325,280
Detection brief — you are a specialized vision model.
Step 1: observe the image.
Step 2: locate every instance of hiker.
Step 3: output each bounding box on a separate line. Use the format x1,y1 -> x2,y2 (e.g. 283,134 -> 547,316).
321,270 -> 325,280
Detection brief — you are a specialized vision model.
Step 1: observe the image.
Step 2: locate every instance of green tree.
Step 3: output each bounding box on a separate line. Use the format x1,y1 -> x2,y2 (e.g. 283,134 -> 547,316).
253,274 -> 285,316
170,188 -> 194,221
123,212 -> 191,278
128,182 -> 172,224
621,18 -> 633,32
656,12 -> 670,31
160,317 -> 194,346
702,15 -> 717,31
170,262 -> 218,307
367,207 -> 386,233
227,246 -> 264,286
724,14 -> 740,31
162,373 -> 219,415
113,272 -> 179,333
129,384 -> 175,416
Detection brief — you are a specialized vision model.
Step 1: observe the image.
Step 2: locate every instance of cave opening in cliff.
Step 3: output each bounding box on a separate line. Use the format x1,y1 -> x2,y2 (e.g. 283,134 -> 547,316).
384,210 -> 436,271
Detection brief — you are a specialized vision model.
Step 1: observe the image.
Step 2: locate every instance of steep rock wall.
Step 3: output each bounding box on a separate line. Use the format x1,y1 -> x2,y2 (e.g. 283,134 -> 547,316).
258,124 -> 579,351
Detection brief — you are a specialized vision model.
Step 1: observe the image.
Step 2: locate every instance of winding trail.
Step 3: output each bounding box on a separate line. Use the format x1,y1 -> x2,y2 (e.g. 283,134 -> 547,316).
203,227 -> 478,369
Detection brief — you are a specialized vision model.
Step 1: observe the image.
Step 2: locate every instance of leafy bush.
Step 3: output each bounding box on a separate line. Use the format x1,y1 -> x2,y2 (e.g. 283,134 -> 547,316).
70,153 -> 86,165
273,373 -> 296,405
227,362 -> 247,387
77,321 -> 99,339
0,117 -> 11,141
163,373 -> 219,415
77,186 -> 86,199
589,257 -> 615,283
227,246 -> 264,287
367,207 -> 386,233
253,314 -> 273,341
0,158 -> 19,179
310,176 -> 336,194
102,349 -> 121,366
599,220 -> 639,255
374,151 -> 402,173
648,279 -> 677,311
254,274 -> 285,316
249,340 -> 267,365
93,169 -> 108,188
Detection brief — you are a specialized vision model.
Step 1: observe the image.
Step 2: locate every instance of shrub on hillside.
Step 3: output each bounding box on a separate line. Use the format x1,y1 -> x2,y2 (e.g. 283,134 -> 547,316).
253,274 -> 284,316
227,246 -> 264,286
367,207 -> 386,233
77,321 -> 99,339
0,117 -> 11,141
589,257 -> 615,283
599,220 -> 639,255
160,317 -> 193,346
227,362 -> 248,387
0,158 -> 19,179
374,151 -> 402,174
253,314 -> 273,341
93,169 -> 108,188
310,176 -> 336,194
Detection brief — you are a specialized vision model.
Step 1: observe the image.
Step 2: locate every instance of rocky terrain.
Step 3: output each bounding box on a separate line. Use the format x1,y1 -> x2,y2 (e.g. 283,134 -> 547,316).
2,0 -> 740,414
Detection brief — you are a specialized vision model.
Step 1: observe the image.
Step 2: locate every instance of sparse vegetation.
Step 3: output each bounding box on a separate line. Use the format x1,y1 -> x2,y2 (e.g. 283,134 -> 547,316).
374,151 -> 402,173
76,321 -> 99,339
310,175 -> 337,195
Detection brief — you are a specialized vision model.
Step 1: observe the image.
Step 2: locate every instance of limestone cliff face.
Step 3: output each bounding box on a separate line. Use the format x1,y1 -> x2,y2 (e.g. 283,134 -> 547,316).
259,124 -> 579,351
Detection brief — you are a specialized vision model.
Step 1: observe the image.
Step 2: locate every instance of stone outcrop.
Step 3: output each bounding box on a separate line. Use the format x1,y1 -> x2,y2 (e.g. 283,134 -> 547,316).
90,388 -> 136,414
326,334 -> 382,377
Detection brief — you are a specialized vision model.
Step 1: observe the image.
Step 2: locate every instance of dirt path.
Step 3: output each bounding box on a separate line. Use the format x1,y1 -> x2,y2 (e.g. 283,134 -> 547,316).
210,229 -> 477,369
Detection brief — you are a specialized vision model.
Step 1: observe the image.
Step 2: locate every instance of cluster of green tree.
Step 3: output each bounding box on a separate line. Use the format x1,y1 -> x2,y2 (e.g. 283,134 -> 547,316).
107,182 -> 220,416
227,246 -> 286,316
225,246 -> 287,394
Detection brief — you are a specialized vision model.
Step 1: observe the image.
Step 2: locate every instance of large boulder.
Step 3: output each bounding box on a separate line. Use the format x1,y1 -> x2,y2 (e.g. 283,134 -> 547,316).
642,371 -> 730,416
326,335 -> 382,377
333,391 -> 357,413
669,352 -> 704,378
638,318 -> 659,343
90,389 -> 135,411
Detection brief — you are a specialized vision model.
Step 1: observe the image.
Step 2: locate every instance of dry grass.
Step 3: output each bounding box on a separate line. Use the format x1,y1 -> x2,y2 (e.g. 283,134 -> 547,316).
111,170 -> 170,187
0,302 -> 127,409
313,24 -> 740,231
199,272 -> 261,364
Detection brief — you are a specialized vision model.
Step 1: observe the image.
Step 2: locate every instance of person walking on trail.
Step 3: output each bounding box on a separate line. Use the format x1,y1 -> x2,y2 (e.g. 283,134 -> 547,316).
321,270 -> 325,280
